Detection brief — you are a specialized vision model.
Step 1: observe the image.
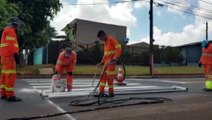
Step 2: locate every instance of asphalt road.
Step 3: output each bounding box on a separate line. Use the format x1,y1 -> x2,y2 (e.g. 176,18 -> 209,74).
1,77 -> 212,120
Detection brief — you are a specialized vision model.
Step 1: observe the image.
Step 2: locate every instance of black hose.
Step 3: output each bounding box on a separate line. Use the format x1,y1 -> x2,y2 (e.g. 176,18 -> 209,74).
8,60 -> 173,120
69,61 -> 108,106
70,59 -> 126,106
8,97 -> 172,120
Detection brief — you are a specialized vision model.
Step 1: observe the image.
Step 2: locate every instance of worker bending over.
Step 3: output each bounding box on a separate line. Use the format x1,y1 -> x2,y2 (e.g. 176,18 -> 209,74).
54,47 -> 77,92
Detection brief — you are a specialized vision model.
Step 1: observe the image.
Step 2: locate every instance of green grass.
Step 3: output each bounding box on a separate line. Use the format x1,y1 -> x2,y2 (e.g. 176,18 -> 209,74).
155,66 -> 203,74
15,64 -> 204,75
74,65 -> 203,75
17,64 -> 54,75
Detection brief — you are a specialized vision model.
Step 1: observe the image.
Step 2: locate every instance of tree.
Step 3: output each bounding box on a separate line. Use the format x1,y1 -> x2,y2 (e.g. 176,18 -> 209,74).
161,47 -> 184,65
7,0 -> 62,49
0,0 -> 19,31
89,41 -> 103,64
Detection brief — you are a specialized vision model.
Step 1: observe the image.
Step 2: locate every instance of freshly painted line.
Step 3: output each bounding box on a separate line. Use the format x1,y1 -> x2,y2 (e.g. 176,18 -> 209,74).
47,99 -> 76,120
160,80 -> 187,84
129,79 -> 187,84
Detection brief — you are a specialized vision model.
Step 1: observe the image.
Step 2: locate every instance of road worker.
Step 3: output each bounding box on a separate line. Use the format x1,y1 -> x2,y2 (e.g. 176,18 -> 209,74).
54,47 -> 77,92
97,30 -> 122,97
199,40 -> 212,91
0,18 -> 22,102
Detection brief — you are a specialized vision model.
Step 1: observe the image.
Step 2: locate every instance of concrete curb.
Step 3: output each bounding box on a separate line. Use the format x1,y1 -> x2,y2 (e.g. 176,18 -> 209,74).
16,74 -> 204,79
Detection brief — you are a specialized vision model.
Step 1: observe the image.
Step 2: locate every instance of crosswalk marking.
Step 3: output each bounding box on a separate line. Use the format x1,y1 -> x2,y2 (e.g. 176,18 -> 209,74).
23,78 -> 188,98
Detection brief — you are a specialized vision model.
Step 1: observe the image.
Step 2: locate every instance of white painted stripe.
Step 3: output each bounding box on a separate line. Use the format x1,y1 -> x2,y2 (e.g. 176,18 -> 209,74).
40,86 -> 161,97
129,79 -> 187,84
30,82 -> 140,87
46,86 -> 187,98
161,80 -> 187,84
47,98 -> 76,120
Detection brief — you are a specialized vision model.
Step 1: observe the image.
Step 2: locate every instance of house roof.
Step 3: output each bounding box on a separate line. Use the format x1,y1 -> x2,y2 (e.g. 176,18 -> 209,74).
176,40 -> 212,47
61,18 -> 126,31
128,42 -> 149,48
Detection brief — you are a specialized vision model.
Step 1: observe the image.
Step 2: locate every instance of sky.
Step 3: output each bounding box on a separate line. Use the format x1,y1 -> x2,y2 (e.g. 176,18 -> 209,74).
50,0 -> 212,46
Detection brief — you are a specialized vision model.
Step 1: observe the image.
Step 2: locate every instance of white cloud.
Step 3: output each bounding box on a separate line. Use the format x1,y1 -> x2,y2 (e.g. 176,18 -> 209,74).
136,23 -> 206,46
133,1 -> 148,9
156,11 -> 161,16
51,0 -> 212,46
154,0 -> 190,15
51,0 -> 137,36
134,0 -> 212,46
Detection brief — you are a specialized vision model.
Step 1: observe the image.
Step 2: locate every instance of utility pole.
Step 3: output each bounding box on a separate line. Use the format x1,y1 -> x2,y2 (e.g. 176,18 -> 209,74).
149,0 -> 154,76
206,21 -> 208,41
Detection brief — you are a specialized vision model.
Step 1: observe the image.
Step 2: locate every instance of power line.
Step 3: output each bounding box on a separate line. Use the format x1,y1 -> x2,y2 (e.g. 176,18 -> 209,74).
156,1 -> 212,20
63,0 -> 212,20
199,0 -> 212,5
63,0 -> 149,6
158,0 -> 212,14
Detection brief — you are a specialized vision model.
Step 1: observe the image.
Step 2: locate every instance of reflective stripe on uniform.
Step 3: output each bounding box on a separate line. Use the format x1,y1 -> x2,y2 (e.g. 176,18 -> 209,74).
100,82 -> 106,86
106,70 -> 116,75
6,87 -> 14,92
115,44 -> 121,49
67,82 -> 72,85
56,60 -> 62,65
108,85 -> 113,88
6,36 -> 16,40
203,53 -> 212,57
208,75 -> 212,79
14,43 -> 19,48
0,43 -> 8,47
2,70 -> 16,74
0,85 -> 6,89
104,50 -> 116,55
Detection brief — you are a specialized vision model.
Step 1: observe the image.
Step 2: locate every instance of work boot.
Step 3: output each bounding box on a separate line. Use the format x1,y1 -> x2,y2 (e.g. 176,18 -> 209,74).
7,96 -> 22,102
1,96 -> 7,100
94,93 -> 104,97
67,89 -> 72,92
108,93 -> 114,97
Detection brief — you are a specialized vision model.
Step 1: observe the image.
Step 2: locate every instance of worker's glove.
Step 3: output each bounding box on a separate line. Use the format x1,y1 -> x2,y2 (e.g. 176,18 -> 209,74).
96,62 -> 104,68
198,63 -> 202,68
13,53 -> 19,63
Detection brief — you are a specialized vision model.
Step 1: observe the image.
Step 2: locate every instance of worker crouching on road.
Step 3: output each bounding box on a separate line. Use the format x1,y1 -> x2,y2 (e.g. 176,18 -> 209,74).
0,18 -> 22,102
97,30 -> 122,97
199,40 -> 212,91
54,47 -> 77,92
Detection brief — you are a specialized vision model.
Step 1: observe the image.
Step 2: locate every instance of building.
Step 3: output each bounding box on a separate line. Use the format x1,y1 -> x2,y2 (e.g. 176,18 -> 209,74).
62,19 -> 127,50
176,41 -> 212,65
126,42 -> 149,55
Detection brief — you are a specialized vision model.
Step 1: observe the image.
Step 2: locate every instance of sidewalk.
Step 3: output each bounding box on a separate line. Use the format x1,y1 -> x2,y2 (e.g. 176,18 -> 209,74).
0,80 -> 74,120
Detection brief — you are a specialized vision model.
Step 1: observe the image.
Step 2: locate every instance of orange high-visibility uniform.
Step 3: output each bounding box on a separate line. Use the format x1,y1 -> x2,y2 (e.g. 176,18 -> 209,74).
201,43 -> 212,89
199,47 -> 209,77
99,36 -> 122,94
0,26 -> 19,98
55,50 -> 77,90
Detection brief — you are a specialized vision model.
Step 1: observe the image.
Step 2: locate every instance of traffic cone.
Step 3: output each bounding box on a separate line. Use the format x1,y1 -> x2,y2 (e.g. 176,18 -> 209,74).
115,67 -> 127,86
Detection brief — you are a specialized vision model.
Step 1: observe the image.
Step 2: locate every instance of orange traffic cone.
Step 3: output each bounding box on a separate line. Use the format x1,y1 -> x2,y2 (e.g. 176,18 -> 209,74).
115,67 -> 127,85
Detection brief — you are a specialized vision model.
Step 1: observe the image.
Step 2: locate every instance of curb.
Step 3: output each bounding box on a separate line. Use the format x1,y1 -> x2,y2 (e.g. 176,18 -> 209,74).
16,74 -> 205,79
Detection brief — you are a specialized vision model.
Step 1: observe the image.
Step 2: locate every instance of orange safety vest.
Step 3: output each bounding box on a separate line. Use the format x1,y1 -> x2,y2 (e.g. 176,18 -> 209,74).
200,43 -> 212,65
0,26 -> 19,57
101,36 -> 122,64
